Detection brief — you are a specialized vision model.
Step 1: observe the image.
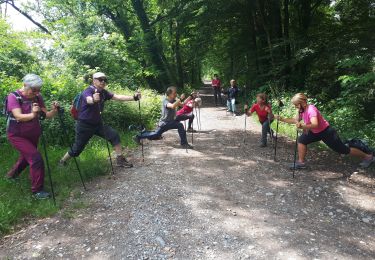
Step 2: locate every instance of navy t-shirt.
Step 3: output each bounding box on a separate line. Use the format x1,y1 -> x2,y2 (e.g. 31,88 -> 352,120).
78,85 -> 114,125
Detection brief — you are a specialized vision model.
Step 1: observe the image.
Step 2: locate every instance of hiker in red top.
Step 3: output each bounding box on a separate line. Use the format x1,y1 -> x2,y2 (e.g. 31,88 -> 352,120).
5,74 -> 59,199
175,92 -> 198,132
245,93 -> 274,147
212,74 -> 222,106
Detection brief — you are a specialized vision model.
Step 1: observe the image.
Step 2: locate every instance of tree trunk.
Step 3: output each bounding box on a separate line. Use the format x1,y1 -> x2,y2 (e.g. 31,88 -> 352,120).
283,0 -> 291,88
131,0 -> 173,92
175,21 -> 184,88
256,0 -> 276,73
249,9 -> 260,74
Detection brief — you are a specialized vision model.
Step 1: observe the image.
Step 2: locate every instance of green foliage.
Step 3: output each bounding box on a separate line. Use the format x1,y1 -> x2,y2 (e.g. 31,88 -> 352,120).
0,19 -> 38,78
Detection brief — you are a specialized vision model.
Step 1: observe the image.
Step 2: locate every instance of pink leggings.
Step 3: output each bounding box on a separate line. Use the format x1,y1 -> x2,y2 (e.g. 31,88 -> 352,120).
7,132 -> 45,193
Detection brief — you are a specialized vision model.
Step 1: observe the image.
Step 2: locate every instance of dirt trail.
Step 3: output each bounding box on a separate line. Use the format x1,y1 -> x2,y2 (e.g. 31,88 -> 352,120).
1,86 -> 374,260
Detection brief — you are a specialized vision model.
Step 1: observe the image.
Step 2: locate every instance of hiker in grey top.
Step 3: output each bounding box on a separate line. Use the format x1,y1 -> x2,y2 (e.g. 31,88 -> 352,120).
159,97 -> 177,126
134,86 -> 193,149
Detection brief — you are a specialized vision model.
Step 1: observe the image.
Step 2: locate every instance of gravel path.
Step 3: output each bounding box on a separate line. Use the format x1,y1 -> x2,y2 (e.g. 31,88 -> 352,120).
1,86 -> 374,260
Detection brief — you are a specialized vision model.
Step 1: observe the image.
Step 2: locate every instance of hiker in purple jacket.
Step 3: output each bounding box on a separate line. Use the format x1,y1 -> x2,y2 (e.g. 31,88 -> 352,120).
59,72 -> 141,168
5,74 -> 59,199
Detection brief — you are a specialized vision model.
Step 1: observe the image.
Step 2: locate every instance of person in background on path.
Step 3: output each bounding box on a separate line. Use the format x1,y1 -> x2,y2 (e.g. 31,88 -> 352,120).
224,79 -> 239,116
175,92 -> 198,132
134,86 -> 193,149
5,74 -> 59,199
245,93 -> 274,147
59,72 -> 141,168
276,93 -> 374,169
212,74 -> 222,106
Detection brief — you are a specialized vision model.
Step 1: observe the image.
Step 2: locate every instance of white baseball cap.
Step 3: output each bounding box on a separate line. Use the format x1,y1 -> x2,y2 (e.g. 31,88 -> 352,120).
93,72 -> 107,79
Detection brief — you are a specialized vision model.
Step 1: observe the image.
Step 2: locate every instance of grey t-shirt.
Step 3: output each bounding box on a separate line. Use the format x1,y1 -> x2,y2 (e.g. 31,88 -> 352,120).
159,97 -> 176,126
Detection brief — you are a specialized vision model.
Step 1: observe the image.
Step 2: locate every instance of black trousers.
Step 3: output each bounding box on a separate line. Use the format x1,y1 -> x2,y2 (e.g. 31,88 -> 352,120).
298,126 -> 350,155
175,114 -> 195,129
69,120 -> 121,157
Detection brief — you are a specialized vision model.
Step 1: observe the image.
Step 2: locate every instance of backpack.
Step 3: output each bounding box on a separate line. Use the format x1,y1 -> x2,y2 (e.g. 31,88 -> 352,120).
70,93 -> 82,120
344,138 -> 374,155
1,91 -> 23,119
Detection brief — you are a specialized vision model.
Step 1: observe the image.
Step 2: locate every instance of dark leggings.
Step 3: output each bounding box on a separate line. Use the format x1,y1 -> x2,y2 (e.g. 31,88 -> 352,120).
69,120 -> 121,157
298,126 -> 350,155
175,114 -> 195,129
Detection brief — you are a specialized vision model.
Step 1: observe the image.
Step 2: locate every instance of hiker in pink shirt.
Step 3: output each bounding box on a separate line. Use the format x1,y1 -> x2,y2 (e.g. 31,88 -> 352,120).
5,74 -> 59,199
212,74 -> 222,106
276,93 -> 374,169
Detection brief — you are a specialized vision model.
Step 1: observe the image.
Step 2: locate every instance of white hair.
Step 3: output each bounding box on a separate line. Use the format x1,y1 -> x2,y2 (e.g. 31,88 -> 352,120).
23,74 -> 43,88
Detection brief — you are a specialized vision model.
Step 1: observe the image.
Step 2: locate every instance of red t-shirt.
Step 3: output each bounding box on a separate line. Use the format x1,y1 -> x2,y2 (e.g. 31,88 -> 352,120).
250,103 -> 272,123
177,100 -> 194,116
212,79 -> 221,88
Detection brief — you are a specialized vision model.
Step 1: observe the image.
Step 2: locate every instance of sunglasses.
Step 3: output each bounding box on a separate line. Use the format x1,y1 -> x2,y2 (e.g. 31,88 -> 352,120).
96,78 -> 108,83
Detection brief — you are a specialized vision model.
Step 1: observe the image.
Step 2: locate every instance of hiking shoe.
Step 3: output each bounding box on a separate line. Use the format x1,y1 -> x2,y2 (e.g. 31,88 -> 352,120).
33,191 -> 50,199
359,155 -> 375,168
133,135 -> 141,145
58,160 -> 67,167
259,143 -> 267,148
116,155 -> 133,168
181,144 -> 194,149
289,162 -> 307,170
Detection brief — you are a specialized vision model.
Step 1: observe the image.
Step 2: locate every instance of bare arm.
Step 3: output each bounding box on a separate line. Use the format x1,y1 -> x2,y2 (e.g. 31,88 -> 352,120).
112,94 -> 136,101
166,99 -> 182,110
297,116 -> 318,130
278,117 -> 298,124
244,104 -> 253,117
42,106 -> 58,119
183,95 -> 192,105
11,108 -> 37,122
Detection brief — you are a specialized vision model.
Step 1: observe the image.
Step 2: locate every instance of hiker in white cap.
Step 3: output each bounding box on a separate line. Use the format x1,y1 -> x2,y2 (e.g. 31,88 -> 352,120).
59,72 -> 141,168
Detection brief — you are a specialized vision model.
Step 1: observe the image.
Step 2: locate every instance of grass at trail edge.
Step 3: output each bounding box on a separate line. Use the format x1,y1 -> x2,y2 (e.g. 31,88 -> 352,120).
0,131 -> 138,236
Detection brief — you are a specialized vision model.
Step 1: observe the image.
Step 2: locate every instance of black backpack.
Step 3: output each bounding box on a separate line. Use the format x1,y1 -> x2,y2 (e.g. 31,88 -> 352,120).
1,91 -> 23,120
345,138 -> 374,155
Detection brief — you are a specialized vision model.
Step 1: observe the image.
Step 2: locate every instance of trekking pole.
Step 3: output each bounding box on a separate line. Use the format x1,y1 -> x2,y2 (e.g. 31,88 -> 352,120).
38,113 -> 56,205
199,106 -> 202,131
292,112 -> 302,178
273,100 -> 284,162
267,113 -> 274,146
243,85 -> 247,144
191,102 -> 194,144
57,107 -> 87,190
191,118 -> 194,144
95,89 -> 115,176
292,129 -> 299,179
136,89 -> 144,162
194,106 -> 200,132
